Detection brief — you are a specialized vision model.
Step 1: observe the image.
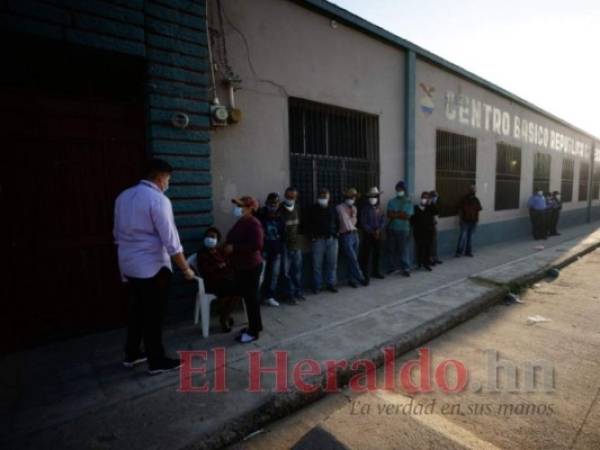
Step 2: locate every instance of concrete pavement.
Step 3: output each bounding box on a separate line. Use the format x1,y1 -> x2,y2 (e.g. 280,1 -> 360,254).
2,222 -> 600,449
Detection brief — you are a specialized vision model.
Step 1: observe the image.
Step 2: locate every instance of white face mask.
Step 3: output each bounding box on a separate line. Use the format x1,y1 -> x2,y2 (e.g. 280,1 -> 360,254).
204,237 -> 218,248
345,198 -> 355,206
233,206 -> 243,217
397,191 -> 405,197
420,199 -> 428,205
283,198 -> 295,207
368,197 -> 378,205
318,198 -> 329,207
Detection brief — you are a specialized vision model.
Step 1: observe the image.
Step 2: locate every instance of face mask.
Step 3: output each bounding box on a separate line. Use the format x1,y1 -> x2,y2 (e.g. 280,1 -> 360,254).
345,198 -> 355,206
204,237 -> 218,248
537,191 -> 543,196
267,205 -> 278,213
368,198 -> 378,205
397,191 -> 405,197
318,198 -> 329,207
555,195 -> 560,200
233,206 -> 243,217
420,199 -> 428,205
283,199 -> 295,207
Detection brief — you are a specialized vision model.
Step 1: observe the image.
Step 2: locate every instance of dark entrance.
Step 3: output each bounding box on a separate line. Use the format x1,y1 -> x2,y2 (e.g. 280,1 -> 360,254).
0,36 -> 146,352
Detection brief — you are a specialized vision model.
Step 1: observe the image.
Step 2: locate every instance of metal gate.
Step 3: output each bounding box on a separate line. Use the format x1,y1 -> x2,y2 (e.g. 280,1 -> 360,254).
0,38 -> 146,351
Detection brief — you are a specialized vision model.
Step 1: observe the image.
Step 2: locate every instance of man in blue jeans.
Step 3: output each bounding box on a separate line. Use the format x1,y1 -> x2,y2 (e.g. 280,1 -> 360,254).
257,192 -> 285,306
455,184 -> 482,257
279,187 -> 305,305
336,187 -> 367,288
386,181 -> 413,277
307,188 -> 339,293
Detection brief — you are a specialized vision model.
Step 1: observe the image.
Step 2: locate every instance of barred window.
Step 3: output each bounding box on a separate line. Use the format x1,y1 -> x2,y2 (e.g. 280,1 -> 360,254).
532,153 -> 551,195
495,143 -> 521,210
289,98 -> 379,214
435,130 -> 477,217
578,161 -> 590,201
561,158 -> 574,202
593,163 -> 600,200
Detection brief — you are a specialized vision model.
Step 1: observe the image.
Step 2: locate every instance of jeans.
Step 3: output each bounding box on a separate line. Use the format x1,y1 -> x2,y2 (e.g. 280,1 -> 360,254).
283,247 -> 303,297
387,229 -> 411,272
312,237 -> 338,289
125,267 -> 171,365
262,252 -> 282,298
456,221 -> 477,255
340,232 -> 365,283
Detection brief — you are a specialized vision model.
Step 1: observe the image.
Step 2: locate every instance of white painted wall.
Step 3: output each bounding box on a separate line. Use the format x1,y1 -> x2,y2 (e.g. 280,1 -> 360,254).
415,59 -> 598,231
209,0 -> 405,232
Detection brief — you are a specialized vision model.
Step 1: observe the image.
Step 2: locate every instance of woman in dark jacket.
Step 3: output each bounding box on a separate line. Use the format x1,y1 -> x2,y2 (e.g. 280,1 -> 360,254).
197,227 -> 239,333
411,191 -> 436,271
225,196 -> 264,344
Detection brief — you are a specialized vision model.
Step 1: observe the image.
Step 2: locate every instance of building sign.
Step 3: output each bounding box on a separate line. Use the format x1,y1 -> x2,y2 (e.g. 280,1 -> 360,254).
444,90 -> 591,158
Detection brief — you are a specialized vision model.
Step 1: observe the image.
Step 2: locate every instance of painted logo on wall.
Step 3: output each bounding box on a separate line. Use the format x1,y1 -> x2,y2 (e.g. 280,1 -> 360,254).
419,83 -> 435,116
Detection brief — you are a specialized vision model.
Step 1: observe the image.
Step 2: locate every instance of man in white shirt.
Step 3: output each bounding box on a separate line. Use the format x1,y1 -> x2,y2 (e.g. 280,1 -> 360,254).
114,158 -> 195,375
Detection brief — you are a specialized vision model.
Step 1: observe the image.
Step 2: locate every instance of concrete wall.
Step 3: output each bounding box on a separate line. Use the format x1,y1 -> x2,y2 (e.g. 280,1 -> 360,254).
415,58 -> 599,237
209,0 -> 406,231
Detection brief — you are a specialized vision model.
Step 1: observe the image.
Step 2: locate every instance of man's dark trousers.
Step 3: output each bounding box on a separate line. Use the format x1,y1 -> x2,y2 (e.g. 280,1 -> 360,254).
125,267 -> 171,365
359,231 -> 382,282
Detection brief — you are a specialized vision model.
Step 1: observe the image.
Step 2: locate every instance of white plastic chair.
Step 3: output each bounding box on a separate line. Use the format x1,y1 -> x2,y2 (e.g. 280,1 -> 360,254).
187,253 -> 248,338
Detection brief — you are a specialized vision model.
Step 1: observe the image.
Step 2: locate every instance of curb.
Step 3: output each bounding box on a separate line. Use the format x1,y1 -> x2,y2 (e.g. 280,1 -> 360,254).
188,241 -> 600,449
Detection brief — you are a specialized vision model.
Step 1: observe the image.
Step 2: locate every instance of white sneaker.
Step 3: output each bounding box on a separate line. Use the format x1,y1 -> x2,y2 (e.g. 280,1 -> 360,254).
238,332 -> 258,344
266,297 -> 280,307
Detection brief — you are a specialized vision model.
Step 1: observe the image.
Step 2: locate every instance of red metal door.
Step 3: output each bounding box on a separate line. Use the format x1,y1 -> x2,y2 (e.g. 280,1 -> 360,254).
0,41 -> 146,352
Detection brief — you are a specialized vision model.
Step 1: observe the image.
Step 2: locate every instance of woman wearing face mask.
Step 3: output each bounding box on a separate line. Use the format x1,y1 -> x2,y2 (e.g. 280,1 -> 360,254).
225,196 -> 264,343
197,227 -> 239,332
358,187 -> 386,284
411,192 -> 435,271
336,187 -> 367,288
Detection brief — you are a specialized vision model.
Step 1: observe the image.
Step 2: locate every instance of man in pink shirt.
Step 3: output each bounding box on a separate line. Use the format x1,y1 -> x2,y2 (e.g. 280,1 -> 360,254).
114,159 -> 195,375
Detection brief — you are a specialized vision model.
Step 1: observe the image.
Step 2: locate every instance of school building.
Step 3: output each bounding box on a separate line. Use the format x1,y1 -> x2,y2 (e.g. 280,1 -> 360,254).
2,0 -> 598,349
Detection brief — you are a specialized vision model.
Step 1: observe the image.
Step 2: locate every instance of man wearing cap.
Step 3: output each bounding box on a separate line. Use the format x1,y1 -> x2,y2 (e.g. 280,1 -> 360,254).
336,188 -> 367,288
225,196 -> 264,343
114,158 -> 195,375
307,188 -> 339,293
386,181 -> 413,277
358,187 -> 386,284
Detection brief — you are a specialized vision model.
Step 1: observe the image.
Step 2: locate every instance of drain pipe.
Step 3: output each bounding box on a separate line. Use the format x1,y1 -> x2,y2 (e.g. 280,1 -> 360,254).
588,142 -> 596,223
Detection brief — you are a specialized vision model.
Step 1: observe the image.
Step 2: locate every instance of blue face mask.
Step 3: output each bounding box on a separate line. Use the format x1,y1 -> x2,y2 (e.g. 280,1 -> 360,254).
204,237 -> 218,248
233,206 -> 243,217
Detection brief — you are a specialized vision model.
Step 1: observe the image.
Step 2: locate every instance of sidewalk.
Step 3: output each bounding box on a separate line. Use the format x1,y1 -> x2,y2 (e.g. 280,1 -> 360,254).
3,222 -> 600,450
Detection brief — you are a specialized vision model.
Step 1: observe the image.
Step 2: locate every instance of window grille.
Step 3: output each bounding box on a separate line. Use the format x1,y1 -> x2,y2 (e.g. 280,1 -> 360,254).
495,143 -> 521,210
532,153 -> 551,195
561,158 -> 574,202
289,97 -> 379,214
592,163 -> 600,200
435,130 -> 477,217
578,161 -> 590,201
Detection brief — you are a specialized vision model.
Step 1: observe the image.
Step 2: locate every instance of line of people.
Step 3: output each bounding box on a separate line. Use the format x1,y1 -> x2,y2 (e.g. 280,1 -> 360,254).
527,189 -> 562,240
197,182 -> 484,345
